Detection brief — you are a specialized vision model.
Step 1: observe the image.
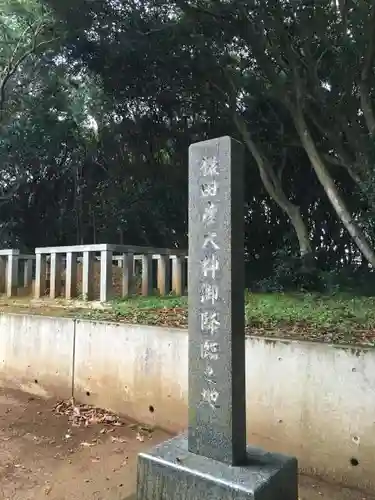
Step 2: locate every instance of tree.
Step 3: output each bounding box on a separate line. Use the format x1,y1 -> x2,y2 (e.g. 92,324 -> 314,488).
45,0 -> 375,267
0,0 -> 60,206
0,0 -> 369,290
0,0 -> 59,122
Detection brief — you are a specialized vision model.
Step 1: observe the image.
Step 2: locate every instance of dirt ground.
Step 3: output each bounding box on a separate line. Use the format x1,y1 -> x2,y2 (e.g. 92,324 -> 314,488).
0,389 -> 373,500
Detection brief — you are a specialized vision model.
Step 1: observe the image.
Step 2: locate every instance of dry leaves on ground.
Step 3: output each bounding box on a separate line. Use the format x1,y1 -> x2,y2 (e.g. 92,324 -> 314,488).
52,399 -> 123,428
114,306 -> 188,329
82,306 -> 375,346
52,399 -> 154,444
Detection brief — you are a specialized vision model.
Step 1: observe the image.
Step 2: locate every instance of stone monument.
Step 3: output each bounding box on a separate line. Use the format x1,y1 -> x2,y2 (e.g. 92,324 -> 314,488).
136,136 -> 298,499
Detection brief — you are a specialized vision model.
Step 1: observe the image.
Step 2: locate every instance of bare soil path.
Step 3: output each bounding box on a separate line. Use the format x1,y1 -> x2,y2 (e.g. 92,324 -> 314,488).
0,388 -> 372,500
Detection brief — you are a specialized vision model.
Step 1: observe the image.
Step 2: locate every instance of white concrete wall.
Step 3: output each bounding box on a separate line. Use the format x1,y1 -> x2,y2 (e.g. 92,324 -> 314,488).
0,314 -> 74,399
0,313 -> 373,492
73,321 -> 188,431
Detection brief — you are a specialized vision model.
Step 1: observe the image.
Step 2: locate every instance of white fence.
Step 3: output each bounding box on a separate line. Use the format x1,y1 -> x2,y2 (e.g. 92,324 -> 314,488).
0,244 -> 188,301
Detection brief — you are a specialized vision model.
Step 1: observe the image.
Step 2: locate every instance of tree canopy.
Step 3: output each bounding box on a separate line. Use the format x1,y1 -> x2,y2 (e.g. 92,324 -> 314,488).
1,0 -> 375,291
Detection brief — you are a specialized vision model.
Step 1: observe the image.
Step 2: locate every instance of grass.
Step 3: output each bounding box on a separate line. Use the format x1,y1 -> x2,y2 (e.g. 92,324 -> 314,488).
1,291 -> 375,346
243,292 -> 375,345
244,292 -> 375,330
108,292 -> 375,328
76,291 -> 375,346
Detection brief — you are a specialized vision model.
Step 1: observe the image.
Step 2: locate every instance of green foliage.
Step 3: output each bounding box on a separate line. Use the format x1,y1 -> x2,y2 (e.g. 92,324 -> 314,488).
104,291 -> 375,332
74,292 -> 375,344
0,0 -> 57,120
255,249 -> 322,293
243,292 -> 375,332
1,0 -> 375,293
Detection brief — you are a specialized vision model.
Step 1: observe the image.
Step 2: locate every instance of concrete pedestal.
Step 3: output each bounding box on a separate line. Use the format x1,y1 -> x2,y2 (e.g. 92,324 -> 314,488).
136,434 -> 298,499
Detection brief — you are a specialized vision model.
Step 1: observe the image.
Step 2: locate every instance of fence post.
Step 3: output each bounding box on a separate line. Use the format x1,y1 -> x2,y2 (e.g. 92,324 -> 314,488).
65,252 -> 78,299
5,251 -> 19,297
35,253 -> 47,298
172,255 -> 185,295
50,253 -> 62,299
0,256 -> 5,293
141,254 -> 153,296
100,248 -> 113,302
23,259 -> 33,288
121,252 -> 134,297
157,255 -> 171,296
82,251 -> 94,300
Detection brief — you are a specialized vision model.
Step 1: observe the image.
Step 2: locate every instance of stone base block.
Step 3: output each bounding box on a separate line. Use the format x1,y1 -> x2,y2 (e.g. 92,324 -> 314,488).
136,434 -> 298,499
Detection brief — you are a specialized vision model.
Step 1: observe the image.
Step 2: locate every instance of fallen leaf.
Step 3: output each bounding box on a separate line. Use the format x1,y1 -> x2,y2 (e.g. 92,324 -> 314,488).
80,442 -> 95,447
52,400 -> 123,428
110,436 -> 127,444
73,406 -> 81,417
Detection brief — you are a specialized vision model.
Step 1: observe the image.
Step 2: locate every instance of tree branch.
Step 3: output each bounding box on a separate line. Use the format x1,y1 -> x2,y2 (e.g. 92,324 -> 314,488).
0,20 -> 58,121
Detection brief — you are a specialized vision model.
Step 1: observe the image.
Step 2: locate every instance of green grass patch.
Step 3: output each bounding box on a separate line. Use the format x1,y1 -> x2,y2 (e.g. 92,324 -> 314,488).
76,292 -> 375,345
244,291 -> 375,329
109,292 -> 375,329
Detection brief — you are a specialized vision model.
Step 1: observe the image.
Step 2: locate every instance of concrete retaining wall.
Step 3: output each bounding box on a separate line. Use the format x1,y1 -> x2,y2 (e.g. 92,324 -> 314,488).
0,313 -> 373,491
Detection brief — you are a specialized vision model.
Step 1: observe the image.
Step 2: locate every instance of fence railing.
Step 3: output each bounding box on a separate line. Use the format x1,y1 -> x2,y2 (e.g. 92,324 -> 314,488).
0,249 -> 35,297
0,244 -> 188,302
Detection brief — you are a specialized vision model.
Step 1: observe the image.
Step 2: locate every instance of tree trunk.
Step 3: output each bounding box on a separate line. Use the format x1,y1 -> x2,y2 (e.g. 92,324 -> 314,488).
233,112 -> 313,261
292,104 -> 375,268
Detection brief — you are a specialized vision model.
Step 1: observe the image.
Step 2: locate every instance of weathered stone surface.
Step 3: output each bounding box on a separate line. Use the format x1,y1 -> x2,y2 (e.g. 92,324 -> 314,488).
82,250 -> 94,300
122,252 -> 135,297
188,136 -> 246,465
172,256 -> 186,295
34,253 -> 47,298
23,258 -> 33,288
65,252 -> 78,299
0,256 -> 5,293
137,435 -> 298,500
99,249 -> 113,302
136,136 -> 298,499
49,253 -> 62,298
141,254 -> 153,296
157,254 -> 171,295
6,254 -> 19,297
